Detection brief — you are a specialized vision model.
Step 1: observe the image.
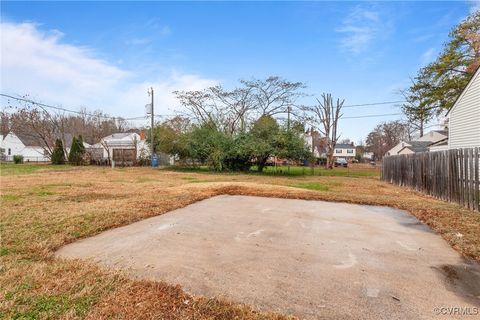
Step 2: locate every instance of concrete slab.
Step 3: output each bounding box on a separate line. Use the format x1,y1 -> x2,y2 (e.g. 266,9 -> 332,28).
56,195 -> 480,319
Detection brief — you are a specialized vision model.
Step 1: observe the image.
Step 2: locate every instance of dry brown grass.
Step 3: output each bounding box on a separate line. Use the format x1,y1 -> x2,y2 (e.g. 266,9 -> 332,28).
1,165 -> 479,319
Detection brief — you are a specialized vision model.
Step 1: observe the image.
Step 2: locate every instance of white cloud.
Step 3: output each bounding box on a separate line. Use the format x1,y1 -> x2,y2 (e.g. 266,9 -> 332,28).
159,25 -> 171,37
421,47 -> 436,64
469,1 -> 480,14
0,21 -> 215,120
337,5 -> 391,54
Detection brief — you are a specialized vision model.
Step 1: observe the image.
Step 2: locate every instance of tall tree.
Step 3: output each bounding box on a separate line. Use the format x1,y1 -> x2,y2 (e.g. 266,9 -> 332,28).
366,121 -> 410,160
400,71 -> 435,137
240,76 -> 306,117
250,115 -> 280,172
51,139 -> 65,165
402,10 -> 480,123
174,76 -> 305,135
68,135 -> 86,165
306,93 -> 344,169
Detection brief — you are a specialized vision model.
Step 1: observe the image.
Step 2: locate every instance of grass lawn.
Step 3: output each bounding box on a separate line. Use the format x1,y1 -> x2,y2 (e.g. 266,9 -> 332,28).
170,164 -> 380,177
1,165 -> 479,319
0,163 -> 73,176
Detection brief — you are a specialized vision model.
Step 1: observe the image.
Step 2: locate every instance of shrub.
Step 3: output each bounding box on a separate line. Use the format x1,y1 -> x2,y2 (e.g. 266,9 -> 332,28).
51,139 -> 66,165
13,155 -> 24,164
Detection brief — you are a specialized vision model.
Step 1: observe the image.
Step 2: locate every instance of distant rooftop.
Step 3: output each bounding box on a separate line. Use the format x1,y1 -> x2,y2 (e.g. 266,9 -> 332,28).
403,141 -> 432,153
335,143 -> 355,149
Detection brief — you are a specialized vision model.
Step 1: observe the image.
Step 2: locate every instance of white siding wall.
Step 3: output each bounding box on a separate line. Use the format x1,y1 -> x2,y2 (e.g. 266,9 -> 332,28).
386,142 -> 411,156
449,70 -> 480,149
334,148 -> 356,158
2,133 -> 24,158
1,133 -> 49,161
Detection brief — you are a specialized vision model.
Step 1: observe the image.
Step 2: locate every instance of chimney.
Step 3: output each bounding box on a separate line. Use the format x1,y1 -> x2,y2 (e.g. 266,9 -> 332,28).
140,130 -> 146,140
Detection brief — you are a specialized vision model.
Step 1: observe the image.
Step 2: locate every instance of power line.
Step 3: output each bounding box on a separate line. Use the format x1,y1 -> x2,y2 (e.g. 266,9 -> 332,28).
0,94 -> 146,121
342,113 -> 403,119
1,93 -> 405,122
342,100 -> 406,108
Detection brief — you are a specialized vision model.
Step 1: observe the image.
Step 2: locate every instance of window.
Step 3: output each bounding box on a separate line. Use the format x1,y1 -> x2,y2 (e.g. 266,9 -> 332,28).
335,149 -> 342,154
8,148 -> 11,155
347,149 -> 353,154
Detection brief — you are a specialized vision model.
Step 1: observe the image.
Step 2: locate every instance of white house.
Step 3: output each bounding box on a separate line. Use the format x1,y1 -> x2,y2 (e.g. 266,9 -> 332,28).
0,132 -> 49,162
397,141 -> 432,155
97,132 -> 149,161
386,141 -> 412,157
385,130 -> 449,156
447,67 -> 480,149
333,143 -> 356,161
303,130 -> 327,158
362,152 -> 374,161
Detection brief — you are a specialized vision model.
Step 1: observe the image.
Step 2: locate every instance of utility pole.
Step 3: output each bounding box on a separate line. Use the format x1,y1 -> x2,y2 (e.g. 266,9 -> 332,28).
287,106 -> 291,131
311,127 -> 315,175
287,106 -> 291,173
148,87 -> 154,164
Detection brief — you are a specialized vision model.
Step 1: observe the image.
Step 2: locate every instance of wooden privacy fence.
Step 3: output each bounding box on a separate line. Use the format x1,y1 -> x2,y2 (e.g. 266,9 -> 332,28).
381,148 -> 480,212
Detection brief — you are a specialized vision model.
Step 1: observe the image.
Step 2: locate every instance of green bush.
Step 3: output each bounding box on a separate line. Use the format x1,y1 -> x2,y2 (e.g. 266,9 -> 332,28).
51,139 -> 65,165
68,135 -> 86,165
13,155 -> 24,164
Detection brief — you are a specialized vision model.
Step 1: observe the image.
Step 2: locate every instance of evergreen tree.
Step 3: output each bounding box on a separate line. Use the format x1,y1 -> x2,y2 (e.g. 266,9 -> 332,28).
51,139 -> 65,165
68,135 -> 86,165
402,10 -> 480,123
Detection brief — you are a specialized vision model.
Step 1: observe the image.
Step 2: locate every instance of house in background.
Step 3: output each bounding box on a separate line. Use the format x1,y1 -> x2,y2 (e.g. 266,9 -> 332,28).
397,141 -> 432,155
333,143 -> 356,161
0,132 -> 49,162
386,141 -> 411,156
447,66 -> 480,149
1,131 -> 96,162
428,137 -> 449,152
362,152 -> 374,161
303,130 -> 328,158
385,130 -> 449,157
94,132 -> 150,164
416,130 -> 448,143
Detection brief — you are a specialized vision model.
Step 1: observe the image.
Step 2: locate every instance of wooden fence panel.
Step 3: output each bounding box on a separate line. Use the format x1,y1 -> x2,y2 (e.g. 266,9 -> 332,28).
381,148 -> 480,212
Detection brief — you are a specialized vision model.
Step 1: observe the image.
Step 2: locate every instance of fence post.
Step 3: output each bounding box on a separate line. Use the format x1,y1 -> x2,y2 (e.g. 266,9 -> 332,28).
380,148 -> 479,212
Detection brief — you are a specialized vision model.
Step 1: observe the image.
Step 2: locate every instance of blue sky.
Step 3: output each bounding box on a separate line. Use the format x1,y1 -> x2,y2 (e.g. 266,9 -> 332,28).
1,1 -> 478,141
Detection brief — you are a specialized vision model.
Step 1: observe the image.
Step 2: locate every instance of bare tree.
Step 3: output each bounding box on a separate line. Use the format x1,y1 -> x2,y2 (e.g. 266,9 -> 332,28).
9,107 -> 64,158
0,112 -> 10,136
174,87 -> 239,134
306,93 -> 344,169
174,76 -> 306,135
241,76 -> 306,117
366,120 -> 410,160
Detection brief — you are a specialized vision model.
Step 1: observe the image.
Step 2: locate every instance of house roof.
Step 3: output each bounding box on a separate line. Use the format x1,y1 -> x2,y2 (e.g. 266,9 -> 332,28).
335,143 -> 355,149
446,66 -> 480,116
400,141 -> 432,153
10,131 -> 82,148
432,130 -> 448,136
13,132 -> 43,147
429,137 -> 448,147
102,133 -> 134,140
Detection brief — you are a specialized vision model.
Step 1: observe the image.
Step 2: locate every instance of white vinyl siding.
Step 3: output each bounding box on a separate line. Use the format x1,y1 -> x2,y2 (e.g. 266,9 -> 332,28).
449,69 -> 480,149
334,148 -> 356,157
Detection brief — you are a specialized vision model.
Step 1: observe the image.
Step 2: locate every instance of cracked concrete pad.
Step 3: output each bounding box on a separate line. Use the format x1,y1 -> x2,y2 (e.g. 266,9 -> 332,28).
56,195 -> 480,319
